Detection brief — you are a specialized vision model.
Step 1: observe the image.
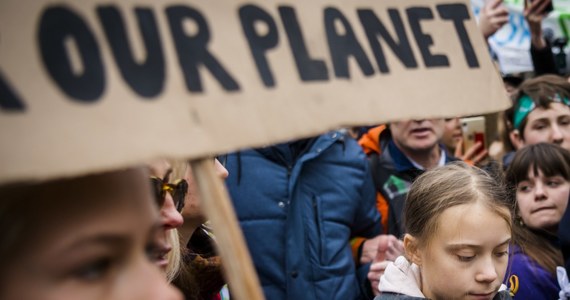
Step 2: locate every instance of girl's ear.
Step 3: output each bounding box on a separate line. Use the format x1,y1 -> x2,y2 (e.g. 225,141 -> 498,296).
404,233 -> 422,266
510,129 -> 524,150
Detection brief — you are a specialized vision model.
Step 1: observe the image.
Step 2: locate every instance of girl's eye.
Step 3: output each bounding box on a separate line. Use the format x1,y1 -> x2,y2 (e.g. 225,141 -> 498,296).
517,184 -> 532,192
457,255 -> 475,262
546,177 -> 565,187
494,251 -> 509,258
73,258 -> 112,281
547,180 -> 561,187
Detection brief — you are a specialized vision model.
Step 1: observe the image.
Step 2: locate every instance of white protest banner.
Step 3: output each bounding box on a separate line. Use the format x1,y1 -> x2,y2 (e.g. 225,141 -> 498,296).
0,0 -> 510,183
472,0 -> 570,74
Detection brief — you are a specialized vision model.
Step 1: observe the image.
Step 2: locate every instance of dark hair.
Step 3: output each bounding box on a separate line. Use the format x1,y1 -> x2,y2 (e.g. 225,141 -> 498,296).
404,162 -> 512,248
505,143 -> 570,275
503,75 -> 524,88
171,227 -> 225,300
513,74 -> 570,134
506,143 -> 570,184
171,256 -> 200,300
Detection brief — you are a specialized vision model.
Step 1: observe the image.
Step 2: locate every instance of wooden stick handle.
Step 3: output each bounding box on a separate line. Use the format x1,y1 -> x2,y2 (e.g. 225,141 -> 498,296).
190,158 -> 265,300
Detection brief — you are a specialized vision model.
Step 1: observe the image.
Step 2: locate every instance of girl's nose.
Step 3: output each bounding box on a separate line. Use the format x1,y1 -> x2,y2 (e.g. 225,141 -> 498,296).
534,182 -> 547,201
160,194 -> 184,229
551,124 -> 564,145
474,258 -> 498,284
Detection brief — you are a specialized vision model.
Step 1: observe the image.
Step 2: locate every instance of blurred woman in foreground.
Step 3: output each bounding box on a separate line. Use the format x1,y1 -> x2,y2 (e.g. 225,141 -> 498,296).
0,168 -> 182,300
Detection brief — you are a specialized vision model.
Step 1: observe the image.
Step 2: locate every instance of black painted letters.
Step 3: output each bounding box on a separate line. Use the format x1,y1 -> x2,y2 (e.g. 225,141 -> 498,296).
39,6 -> 105,102
279,6 -> 329,82
239,5 -> 280,87
0,71 -> 25,111
166,5 -> 240,92
437,4 -> 479,68
324,7 -> 374,78
97,6 -> 166,98
358,9 -> 417,73
407,7 -> 449,68
24,3 -> 483,107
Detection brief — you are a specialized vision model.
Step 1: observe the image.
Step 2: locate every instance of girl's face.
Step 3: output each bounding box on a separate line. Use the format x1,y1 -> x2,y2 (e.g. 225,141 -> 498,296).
1,169 -> 182,300
148,160 -> 184,230
442,118 -> 462,151
516,169 -> 570,233
411,202 -> 511,300
520,102 -> 570,151
148,159 -> 184,270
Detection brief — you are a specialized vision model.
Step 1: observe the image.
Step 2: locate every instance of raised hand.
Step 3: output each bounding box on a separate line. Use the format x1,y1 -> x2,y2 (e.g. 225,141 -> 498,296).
524,0 -> 553,49
454,138 -> 488,166
479,0 -> 509,39
364,235 -> 404,296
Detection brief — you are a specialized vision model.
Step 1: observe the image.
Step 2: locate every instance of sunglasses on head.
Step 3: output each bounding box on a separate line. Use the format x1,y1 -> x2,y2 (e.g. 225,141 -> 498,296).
150,173 -> 188,212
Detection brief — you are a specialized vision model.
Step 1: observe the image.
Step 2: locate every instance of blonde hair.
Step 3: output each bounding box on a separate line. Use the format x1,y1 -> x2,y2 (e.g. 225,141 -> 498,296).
405,162 -> 512,248
168,159 -> 189,182
165,229 -> 182,282
164,160 -> 188,283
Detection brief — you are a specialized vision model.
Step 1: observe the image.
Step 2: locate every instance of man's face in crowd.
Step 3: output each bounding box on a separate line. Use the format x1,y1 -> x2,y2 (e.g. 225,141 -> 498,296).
390,119 -> 445,154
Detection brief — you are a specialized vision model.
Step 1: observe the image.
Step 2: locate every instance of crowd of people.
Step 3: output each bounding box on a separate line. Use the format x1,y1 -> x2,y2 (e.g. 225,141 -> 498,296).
2,0 -> 570,299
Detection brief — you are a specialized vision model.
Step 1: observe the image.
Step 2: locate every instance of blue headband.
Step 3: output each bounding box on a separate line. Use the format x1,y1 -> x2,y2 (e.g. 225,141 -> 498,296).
513,94 -> 570,130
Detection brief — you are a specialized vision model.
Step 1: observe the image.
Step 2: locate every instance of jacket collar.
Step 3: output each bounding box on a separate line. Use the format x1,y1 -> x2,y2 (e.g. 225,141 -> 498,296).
387,140 -> 450,173
255,131 -> 344,167
380,256 -> 424,297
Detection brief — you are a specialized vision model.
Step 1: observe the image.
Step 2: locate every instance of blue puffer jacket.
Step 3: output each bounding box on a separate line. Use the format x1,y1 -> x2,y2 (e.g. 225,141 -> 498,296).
224,131 -> 381,300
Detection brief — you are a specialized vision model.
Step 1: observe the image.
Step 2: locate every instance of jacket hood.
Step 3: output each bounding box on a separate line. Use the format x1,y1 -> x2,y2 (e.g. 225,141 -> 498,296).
358,125 -> 386,155
379,256 -> 424,297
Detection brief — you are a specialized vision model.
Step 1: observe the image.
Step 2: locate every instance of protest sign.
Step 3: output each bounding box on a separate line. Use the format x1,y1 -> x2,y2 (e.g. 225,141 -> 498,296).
472,0 -> 570,74
1,0 -> 509,183
1,1 -> 512,299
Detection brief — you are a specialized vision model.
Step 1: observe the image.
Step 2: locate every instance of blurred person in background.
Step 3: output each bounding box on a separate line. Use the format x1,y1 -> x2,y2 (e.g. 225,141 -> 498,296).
501,74 -> 570,169
224,131 -> 382,299
441,117 -> 488,166
148,159 -> 186,279
169,159 -> 230,300
505,143 -> 569,299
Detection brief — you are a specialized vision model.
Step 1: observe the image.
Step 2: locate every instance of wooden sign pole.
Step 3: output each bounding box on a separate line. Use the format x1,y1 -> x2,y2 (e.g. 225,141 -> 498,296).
190,158 -> 265,300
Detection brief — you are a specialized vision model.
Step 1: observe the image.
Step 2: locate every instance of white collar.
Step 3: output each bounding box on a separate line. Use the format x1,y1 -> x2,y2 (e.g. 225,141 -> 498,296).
379,256 -> 424,297
408,149 -> 446,171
